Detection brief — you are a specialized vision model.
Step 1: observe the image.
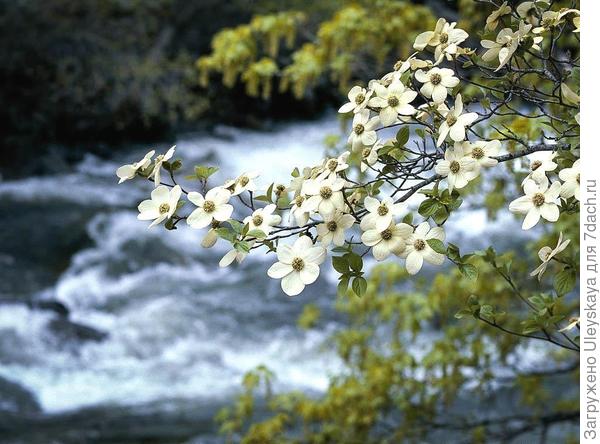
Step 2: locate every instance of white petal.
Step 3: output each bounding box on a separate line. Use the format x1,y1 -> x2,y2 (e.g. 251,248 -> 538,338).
267,262 -> 293,278
540,203 -> 559,222
406,251 -> 424,275
281,272 -> 305,296
300,263 -> 320,284
522,208 -> 541,230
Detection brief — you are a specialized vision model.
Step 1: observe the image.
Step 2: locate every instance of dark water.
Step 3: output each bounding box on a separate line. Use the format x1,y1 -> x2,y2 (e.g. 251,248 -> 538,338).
0,117 -> 568,443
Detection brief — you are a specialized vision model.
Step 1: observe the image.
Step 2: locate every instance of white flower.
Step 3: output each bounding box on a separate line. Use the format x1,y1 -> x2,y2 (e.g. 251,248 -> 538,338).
516,1 -> 542,26
415,67 -> 459,104
524,151 -> 557,183
187,187 -> 233,229
559,317 -> 580,332
486,2 -> 512,31
361,221 -> 412,261
316,211 -> 355,246
402,222 -> 445,275
360,196 -> 405,231
137,185 -> 181,228
289,167 -> 312,195
559,159 -> 580,201
244,204 -> 281,235
231,171 -> 260,196
116,150 -> 155,183
303,177 -> 346,217
481,22 -> 532,71
219,246 -> 251,268
348,110 -> 379,151
462,140 -> 500,177
267,236 -> 326,296
509,179 -> 561,230
434,143 -> 477,193
436,94 -> 478,146
413,18 -> 468,62
361,141 -> 383,172
338,85 -> 373,114
317,152 -> 350,180
530,231 -> 570,280
150,145 -> 176,187
290,195 -> 311,227
368,81 -> 417,126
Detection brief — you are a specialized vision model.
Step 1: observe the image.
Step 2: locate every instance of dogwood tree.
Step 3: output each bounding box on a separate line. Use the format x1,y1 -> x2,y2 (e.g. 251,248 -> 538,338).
117,1 -> 580,351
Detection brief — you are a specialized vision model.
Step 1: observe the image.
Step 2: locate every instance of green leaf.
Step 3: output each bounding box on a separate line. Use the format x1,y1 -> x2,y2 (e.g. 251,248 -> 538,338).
418,199 -> 440,218
351,277 -> 368,297
228,220 -> 244,234
427,239 -> 446,255
337,276 -> 350,295
395,126 -> 410,146
454,309 -> 472,319
458,263 -> 478,281
246,229 -> 267,239
347,253 -> 363,273
234,241 -> 251,253
195,165 -> 219,180
554,268 -> 576,296
215,227 -> 236,242
332,256 -> 350,274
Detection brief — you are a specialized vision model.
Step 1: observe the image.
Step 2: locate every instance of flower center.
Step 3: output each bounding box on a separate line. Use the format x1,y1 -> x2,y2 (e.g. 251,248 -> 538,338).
446,114 -> 457,126
362,147 -> 371,158
430,73 -> 442,85
239,176 -> 249,186
381,228 -> 393,240
327,159 -> 338,171
532,193 -> 545,207
275,184 -> 286,194
354,123 -> 365,135
414,239 -> 426,251
439,32 -> 449,44
291,257 -> 305,271
387,96 -> 400,107
252,215 -> 263,226
327,221 -> 338,232
158,203 -> 170,214
203,200 -> 216,213
377,204 -> 389,216
576,173 -> 580,183
449,160 -> 461,173
355,93 -> 365,105
471,147 -> 485,159
531,160 -> 542,171
295,195 -> 305,207
320,186 -> 333,199
211,220 -> 220,229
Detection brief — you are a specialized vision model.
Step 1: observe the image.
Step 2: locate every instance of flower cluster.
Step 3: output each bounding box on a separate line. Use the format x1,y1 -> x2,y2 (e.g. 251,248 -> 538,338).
116,1 -> 579,297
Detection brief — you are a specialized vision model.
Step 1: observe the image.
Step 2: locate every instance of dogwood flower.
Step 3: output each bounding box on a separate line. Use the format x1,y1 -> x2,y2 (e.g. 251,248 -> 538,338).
481,22 -> 532,71
361,141 -> 383,172
462,140 -> 500,177
137,185 -> 181,228
150,145 -> 175,187
415,68 -> 459,104
231,171 -> 260,196
267,236 -> 326,296
316,211 -> 355,246
317,152 -> 350,180
524,151 -> 557,183
434,143 -> 477,193
116,150 -> 155,183
219,247 -> 251,268
201,226 -> 219,248
244,204 -> 281,235
361,221 -> 412,261
290,195 -> 311,227
303,177 -> 346,217
187,187 -> 233,229
368,81 -> 417,126
402,222 -> 445,275
530,232 -> 570,280
413,18 -> 468,62
509,179 -> 561,230
486,2 -> 512,31
436,94 -> 478,146
516,1 -> 542,26
360,196 -> 406,231
338,85 -> 373,114
559,159 -> 580,201
348,110 -> 379,151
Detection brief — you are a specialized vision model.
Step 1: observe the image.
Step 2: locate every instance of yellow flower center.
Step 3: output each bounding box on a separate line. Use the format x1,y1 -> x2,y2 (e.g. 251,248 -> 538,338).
387,96 -> 400,107
354,123 -> 365,135
295,195 -> 305,207
450,160 -> 461,173
381,228 -> 393,241
159,203 -> 170,214
327,159 -> 338,171
252,215 -> 263,226
532,193 -> 545,207
239,176 -> 250,186
377,204 -> 389,216
439,32 -> 449,44
203,200 -> 216,213
531,160 -> 542,171
320,186 -> 333,199
355,93 -> 365,105
291,257 -> 305,271
327,221 -> 338,232
414,239 -> 426,251
446,114 -> 457,126
430,73 -> 442,85
362,147 -> 371,158
471,147 -> 485,159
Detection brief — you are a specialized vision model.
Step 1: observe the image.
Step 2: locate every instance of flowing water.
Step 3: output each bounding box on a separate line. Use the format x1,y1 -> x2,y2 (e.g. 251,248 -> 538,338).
0,116 -> 540,443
